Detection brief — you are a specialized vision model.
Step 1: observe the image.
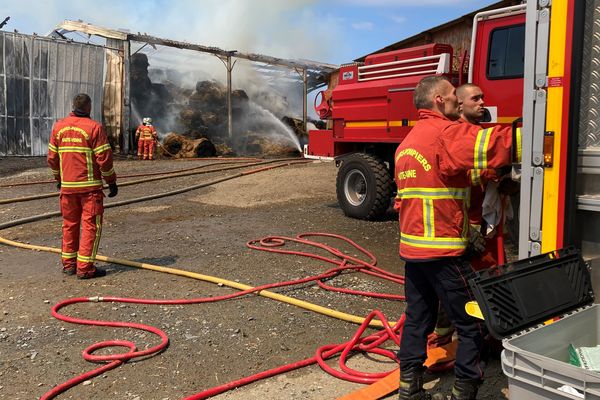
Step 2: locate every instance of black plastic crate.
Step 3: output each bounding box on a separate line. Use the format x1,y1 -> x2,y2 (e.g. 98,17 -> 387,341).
469,246 -> 595,339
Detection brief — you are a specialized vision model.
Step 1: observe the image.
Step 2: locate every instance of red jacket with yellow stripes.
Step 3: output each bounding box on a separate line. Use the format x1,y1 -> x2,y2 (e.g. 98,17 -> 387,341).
47,113 -> 117,194
393,109 -> 513,260
135,124 -> 157,141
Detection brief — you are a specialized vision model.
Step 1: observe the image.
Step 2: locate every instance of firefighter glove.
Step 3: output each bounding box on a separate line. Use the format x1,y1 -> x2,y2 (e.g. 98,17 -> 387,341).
467,225 -> 486,256
56,182 -> 61,190
108,182 -> 118,198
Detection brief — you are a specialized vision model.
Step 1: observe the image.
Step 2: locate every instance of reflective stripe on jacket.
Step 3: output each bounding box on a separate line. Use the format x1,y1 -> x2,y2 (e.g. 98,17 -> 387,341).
47,113 -> 116,194
394,109 -> 513,260
136,124 -> 157,140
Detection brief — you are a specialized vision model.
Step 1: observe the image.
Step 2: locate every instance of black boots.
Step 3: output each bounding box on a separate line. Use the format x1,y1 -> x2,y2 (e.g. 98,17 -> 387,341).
399,369 -> 480,400
450,379 -> 480,400
398,367 -> 431,400
429,378 -> 480,400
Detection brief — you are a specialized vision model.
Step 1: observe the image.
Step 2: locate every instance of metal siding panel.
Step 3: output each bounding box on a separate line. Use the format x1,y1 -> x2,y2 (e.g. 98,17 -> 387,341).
6,76 -> 15,116
56,42 -> 66,106
80,45 -> 90,85
23,77 -> 30,117
0,117 -> 5,155
31,40 -> 52,155
21,36 -> 30,78
0,85 -> 3,117
40,41 -> 48,79
2,34 -> 105,155
12,77 -> 31,119
32,117 -> 51,155
39,118 -> 51,153
16,116 -> 30,155
0,32 -> 3,75
4,35 -> 14,74
6,117 -> 15,154
94,48 -> 104,121
0,35 -> 5,118
579,0 -> 600,148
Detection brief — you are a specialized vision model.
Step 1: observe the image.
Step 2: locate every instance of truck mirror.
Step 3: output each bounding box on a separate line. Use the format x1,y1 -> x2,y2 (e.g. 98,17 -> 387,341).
481,108 -> 492,123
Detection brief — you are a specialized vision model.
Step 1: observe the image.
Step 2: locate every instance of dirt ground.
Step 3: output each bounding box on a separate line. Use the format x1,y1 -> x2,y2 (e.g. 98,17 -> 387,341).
0,156 -> 509,399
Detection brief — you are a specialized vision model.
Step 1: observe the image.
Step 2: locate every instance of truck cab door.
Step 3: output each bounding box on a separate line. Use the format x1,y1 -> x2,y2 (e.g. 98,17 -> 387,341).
471,11 -> 526,125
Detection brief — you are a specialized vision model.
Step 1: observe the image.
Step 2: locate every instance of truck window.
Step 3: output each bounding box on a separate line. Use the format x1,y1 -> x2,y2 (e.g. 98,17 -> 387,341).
487,24 -> 525,79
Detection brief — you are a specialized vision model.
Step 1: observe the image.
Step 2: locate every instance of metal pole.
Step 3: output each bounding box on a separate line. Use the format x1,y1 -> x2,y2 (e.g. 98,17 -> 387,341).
123,39 -> 131,155
303,68 -> 307,134
227,55 -> 232,138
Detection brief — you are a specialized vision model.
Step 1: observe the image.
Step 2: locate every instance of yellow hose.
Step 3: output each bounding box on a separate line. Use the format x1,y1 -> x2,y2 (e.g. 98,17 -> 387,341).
0,236 -> 387,328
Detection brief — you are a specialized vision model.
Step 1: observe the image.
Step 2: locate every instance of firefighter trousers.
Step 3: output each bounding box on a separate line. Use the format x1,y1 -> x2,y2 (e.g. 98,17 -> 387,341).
137,139 -> 155,160
398,257 -> 488,381
59,191 -> 104,275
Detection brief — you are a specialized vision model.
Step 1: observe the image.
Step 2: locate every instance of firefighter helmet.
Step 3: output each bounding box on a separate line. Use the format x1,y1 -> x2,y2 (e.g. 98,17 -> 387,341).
143,117 -> 152,125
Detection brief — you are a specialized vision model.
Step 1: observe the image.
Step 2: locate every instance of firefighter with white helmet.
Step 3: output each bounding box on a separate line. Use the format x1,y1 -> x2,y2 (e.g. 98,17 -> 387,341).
135,117 -> 158,160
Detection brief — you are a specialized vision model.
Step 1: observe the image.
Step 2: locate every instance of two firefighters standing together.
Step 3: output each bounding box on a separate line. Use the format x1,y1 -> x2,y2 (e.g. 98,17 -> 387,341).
395,76 -> 518,400
135,117 -> 158,160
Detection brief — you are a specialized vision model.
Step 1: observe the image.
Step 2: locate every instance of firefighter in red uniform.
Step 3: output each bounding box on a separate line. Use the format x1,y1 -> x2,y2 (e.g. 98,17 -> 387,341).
47,94 -> 118,279
458,83 -> 504,271
395,76 -> 518,400
135,117 -> 158,160
428,84 -> 494,350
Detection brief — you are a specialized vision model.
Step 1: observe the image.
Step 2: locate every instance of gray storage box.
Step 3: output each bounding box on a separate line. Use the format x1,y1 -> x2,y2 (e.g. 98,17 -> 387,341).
468,247 -> 597,399
502,304 -> 600,399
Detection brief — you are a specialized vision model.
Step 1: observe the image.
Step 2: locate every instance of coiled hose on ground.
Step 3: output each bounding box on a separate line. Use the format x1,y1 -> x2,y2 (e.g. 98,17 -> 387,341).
0,159 -> 413,400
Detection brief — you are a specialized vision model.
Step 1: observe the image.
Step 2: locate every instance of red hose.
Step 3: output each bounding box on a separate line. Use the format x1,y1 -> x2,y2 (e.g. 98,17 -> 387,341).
42,297 -> 169,400
183,311 -> 405,399
42,233 -> 405,399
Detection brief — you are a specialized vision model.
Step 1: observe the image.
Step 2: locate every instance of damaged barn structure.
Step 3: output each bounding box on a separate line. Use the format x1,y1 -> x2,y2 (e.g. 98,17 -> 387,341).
0,20 -> 336,157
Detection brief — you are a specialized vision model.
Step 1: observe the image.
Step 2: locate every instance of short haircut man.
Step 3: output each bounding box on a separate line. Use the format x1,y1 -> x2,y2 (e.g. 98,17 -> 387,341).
457,83 -> 485,125
413,76 -> 461,121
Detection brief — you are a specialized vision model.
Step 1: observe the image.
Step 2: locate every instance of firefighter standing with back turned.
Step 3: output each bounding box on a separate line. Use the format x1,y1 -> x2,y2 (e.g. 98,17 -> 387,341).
47,93 -> 118,279
394,76 -> 518,400
136,117 -> 158,160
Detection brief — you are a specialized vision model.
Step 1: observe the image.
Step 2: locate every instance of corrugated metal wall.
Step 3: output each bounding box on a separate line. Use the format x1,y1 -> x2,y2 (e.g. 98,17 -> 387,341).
0,32 -> 105,156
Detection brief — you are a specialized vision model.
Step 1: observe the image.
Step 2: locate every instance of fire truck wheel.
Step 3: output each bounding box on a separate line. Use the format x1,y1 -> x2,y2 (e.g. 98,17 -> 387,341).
336,153 -> 393,220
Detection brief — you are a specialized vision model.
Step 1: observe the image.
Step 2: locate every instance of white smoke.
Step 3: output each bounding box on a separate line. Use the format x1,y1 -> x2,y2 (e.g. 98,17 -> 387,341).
8,0 -> 337,154
7,0 -> 341,61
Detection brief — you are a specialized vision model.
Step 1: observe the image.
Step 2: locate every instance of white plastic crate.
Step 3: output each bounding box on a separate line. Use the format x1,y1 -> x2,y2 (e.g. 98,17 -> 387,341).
502,304 -> 600,399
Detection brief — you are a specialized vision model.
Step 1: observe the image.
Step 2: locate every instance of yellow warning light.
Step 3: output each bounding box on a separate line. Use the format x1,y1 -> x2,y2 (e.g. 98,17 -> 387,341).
544,131 -> 555,167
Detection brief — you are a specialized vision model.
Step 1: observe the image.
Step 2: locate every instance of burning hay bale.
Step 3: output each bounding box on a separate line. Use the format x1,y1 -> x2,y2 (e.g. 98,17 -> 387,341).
160,133 -> 217,158
179,80 -> 250,138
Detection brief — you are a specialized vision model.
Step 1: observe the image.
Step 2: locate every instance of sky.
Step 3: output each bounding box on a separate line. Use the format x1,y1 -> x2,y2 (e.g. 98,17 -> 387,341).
2,0 -> 500,65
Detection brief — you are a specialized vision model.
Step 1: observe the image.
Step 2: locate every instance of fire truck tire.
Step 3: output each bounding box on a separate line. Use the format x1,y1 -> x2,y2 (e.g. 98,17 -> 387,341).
336,153 -> 393,220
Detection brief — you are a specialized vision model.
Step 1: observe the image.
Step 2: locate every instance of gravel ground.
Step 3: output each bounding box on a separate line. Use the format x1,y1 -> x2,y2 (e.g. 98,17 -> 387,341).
0,156 -> 508,399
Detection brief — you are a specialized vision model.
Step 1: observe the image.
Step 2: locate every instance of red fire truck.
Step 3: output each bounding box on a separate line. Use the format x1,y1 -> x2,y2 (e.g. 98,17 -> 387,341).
306,5 -> 527,221
307,1 -> 600,396
306,0 -> 600,263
